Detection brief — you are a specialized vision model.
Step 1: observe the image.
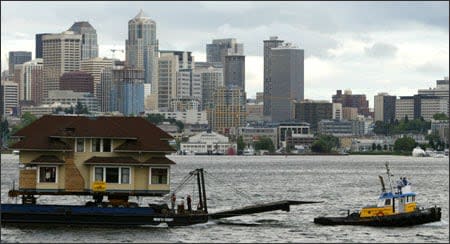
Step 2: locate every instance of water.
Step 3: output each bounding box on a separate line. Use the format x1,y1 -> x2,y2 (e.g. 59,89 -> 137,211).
1,154 -> 448,243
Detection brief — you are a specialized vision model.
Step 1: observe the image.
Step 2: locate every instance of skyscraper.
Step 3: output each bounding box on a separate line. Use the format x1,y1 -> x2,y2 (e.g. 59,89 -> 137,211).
332,90 -> 370,117
42,31 -> 81,98
8,51 -> 32,80
125,10 -> 158,85
21,58 -> 43,105
374,92 -> 396,123
59,71 -> 94,94
206,38 -> 243,66
208,86 -> 246,134
1,81 -> 19,117
263,36 -> 284,117
224,55 -> 245,90
269,43 -> 304,122
68,21 -> 99,60
195,64 -> 223,110
111,68 -> 145,115
35,33 -> 52,59
80,57 -> 114,97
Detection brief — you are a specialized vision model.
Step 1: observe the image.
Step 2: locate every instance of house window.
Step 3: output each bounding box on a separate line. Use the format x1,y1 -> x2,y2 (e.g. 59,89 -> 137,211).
103,139 -> 111,152
76,138 -> 84,152
92,138 -> 112,152
151,168 -> 168,184
92,139 -> 101,152
39,166 -> 57,183
94,167 -> 130,184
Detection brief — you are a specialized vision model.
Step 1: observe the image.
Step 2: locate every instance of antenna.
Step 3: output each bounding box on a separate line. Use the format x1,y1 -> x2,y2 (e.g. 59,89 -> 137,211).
384,162 -> 393,193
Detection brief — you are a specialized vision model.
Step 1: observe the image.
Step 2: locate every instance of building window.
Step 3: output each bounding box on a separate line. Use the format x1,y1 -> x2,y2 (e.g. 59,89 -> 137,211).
38,166 -> 57,183
94,167 -> 130,184
103,139 -> 111,152
76,138 -> 84,152
91,138 -> 112,152
150,168 -> 168,184
92,138 -> 101,152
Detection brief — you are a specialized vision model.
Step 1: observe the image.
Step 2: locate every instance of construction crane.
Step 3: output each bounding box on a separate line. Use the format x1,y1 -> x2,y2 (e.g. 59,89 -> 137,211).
110,49 -> 124,59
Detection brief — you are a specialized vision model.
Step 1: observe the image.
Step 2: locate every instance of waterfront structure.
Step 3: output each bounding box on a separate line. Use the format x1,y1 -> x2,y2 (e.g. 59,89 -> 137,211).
277,122 -> 314,150
207,86 -> 246,134
224,55 -> 245,90
59,71 -> 94,94
237,127 -> 278,149
44,90 -> 99,112
111,68 -> 145,116
1,81 -> 19,117
374,93 -> 396,123
350,138 -> 395,152
395,95 -> 448,121
80,57 -> 114,96
180,131 -> 236,155
293,99 -> 332,132
263,36 -> 284,117
68,21 -> 99,60
206,38 -> 243,66
35,33 -> 52,59
8,51 -> 32,80
269,43 -> 304,122
333,103 -> 343,120
317,119 -> 365,137
332,90 -> 370,117
195,64 -> 223,110
10,115 -> 175,195
20,59 -> 43,105
42,31 -> 81,98
126,10 -> 158,85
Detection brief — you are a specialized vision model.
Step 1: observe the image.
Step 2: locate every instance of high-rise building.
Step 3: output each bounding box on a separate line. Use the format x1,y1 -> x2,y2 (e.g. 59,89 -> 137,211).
206,38 -> 243,66
20,59 -> 43,105
1,81 -> 19,117
342,107 -> 358,120
208,86 -> 246,134
395,95 -> 448,121
80,57 -> 114,97
293,99 -> 332,132
332,103 -> 343,120
125,10 -> 158,85
99,66 -> 113,112
332,89 -> 370,117
374,92 -> 396,123
35,33 -> 52,59
269,43 -> 304,122
263,36 -> 284,116
112,68 -> 145,115
8,51 -> 32,79
224,55 -> 245,90
59,71 -> 94,94
194,64 -> 223,110
68,21 -> 99,60
42,31 -> 81,98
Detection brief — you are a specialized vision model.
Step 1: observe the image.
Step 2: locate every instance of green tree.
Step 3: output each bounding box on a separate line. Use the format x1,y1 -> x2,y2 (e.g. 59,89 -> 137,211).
376,144 -> 382,151
383,144 -> 388,151
372,143 -> 376,151
237,136 -> 245,154
433,113 -> 449,120
311,134 -> 339,153
145,114 -> 165,125
175,120 -> 184,133
254,137 -> 275,153
10,112 -> 37,136
311,140 -> 329,153
1,119 -> 9,148
393,136 -> 417,152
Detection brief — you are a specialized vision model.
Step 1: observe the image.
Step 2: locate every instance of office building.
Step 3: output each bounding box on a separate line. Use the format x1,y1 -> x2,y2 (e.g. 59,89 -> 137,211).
318,119 -> 365,137
80,57 -> 114,96
268,43 -> 304,122
263,36 -> 284,116
59,71 -> 94,94
44,90 -> 98,112
20,59 -> 44,105
208,86 -> 246,134
42,31 -> 81,98
293,99 -> 332,132
333,103 -> 343,120
224,55 -> 245,90
206,38 -> 243,66
8,51 -> 32,80
342,107 -> 358,120
125,10 -> 158,85
395,95 -> 448,121
111,68 -> 145,115
332,89 -> 370,117
68,21 -> 98,60
1,81 -> 19,117
195,64 -> 223,110
374,93 -> 396,123
35,33 -> 52,59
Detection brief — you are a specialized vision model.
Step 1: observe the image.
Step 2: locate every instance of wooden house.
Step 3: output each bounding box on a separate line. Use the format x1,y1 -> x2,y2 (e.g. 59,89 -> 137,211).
10,115 -> 176,197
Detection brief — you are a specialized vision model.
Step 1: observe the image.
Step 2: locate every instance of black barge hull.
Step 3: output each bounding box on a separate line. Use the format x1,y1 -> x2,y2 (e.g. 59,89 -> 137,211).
1,204 -> 208,227
314,207 -> 441,227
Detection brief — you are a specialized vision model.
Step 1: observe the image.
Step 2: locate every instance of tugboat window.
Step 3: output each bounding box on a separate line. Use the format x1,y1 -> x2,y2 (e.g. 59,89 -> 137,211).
151,168 -> 168,184
385,199 -> 391,205
105,168 -> 119,183
39,166 -> 57,183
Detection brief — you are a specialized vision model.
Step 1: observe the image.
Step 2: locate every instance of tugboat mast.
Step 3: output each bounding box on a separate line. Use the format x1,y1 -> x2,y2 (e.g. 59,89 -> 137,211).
384,162 -> 394,193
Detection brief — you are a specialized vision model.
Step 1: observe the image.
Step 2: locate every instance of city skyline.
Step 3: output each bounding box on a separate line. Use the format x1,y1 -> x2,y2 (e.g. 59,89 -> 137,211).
1,1 -> 449,106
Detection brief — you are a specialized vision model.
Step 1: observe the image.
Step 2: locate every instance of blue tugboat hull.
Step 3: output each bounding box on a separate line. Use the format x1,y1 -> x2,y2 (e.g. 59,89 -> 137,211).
314,207 -> 441,227
1,204 -> 209,227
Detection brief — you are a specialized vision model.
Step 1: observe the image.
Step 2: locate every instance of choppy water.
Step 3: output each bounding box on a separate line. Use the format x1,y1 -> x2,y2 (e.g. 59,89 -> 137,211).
1,154 -> 448,243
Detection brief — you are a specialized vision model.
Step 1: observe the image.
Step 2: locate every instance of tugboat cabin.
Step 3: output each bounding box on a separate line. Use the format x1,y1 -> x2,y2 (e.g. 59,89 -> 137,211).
9,115 -> 176,200
360,180 -> 417,217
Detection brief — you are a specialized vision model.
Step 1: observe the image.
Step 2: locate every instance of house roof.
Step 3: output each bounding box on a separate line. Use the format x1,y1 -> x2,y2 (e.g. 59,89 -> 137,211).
30,155 -> 65,164
84,156 -> 175,165
10,115 -> 175,152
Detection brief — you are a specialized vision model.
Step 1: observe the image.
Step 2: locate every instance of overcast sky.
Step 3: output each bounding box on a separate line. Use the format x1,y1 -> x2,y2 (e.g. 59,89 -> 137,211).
1,1 -> 448,106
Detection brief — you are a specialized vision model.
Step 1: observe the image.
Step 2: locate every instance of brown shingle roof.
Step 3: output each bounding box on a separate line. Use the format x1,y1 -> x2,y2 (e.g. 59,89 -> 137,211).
30,155 -> 65,164
10,115 -> 175,152
84,156 -> 176,165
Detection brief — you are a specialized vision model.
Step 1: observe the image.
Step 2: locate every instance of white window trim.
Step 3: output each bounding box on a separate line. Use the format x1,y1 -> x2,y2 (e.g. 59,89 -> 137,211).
93,166 -> 131,185
149,167 -> 170,185
91,138 -> 113,152
75,138 -> 85,152
37,165 -> 58,184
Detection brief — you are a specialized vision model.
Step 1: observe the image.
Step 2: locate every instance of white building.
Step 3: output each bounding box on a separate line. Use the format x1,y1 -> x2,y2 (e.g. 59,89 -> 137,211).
1,81 -> 19,116
44,90 -> 99,112
332,103 -> 343,120
147,109 -> 208,125
180,131 -> 236,155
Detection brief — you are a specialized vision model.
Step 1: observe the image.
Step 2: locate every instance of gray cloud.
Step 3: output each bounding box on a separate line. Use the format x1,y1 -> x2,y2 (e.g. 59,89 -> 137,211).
416,61 -> 446,74
365,42 -> 398,58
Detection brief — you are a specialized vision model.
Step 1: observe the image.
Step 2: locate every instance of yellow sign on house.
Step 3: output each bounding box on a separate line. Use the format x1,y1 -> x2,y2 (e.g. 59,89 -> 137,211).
92,181 -> 106,192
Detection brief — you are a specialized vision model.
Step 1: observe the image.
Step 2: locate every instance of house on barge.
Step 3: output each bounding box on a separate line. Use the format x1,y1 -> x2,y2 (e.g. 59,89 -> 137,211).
9,115 -> 176,198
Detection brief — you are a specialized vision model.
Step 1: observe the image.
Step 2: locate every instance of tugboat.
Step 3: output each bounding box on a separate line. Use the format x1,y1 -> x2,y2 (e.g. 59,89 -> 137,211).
314,162 -> 441,227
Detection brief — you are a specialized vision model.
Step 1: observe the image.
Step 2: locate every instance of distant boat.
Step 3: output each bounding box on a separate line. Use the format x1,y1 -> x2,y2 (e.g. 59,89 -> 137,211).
412,146 -> 427,157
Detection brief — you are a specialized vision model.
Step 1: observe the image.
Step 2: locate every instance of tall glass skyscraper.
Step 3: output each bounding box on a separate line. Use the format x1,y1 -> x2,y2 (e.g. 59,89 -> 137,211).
68,21 -> 99,60
125,10 -> 158,85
